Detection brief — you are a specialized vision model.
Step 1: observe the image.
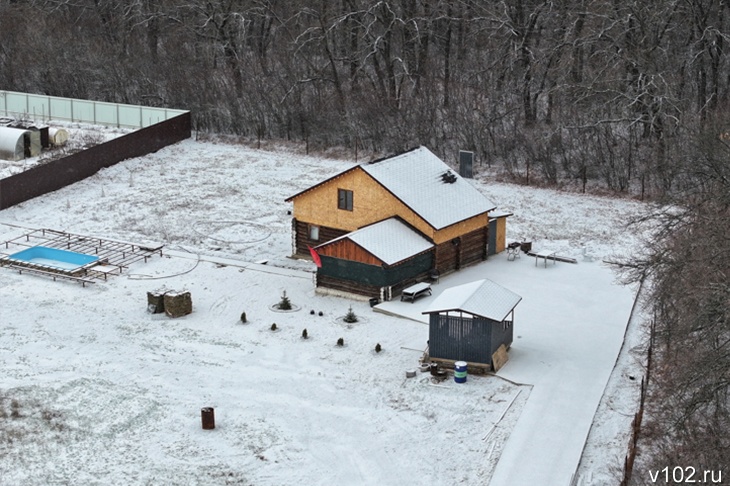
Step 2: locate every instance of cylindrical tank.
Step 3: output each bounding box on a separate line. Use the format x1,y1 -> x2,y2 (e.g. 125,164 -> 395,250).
49,127 -> 69,146
201,407 -> 215,430
454,361 -> 468,383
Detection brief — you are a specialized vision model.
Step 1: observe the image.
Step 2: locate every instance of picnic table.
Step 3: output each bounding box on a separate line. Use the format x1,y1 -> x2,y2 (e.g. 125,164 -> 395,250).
534,249 -> 557,267
401,282 -> 432,303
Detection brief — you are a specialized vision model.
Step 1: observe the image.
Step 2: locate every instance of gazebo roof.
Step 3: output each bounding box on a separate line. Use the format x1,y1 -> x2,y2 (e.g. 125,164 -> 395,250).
422,279 -> 522,322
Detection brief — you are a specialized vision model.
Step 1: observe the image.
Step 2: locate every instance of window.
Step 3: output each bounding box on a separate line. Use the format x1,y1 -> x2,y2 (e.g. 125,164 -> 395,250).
309,225 -> 320,241
337,189 -> 353,211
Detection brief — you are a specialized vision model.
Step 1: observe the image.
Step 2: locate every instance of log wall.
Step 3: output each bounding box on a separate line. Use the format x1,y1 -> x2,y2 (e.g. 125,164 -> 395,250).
293,219 -> 348,256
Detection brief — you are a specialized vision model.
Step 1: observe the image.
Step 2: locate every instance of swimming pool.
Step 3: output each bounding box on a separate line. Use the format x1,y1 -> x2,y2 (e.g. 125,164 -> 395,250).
3,246 -> 100,273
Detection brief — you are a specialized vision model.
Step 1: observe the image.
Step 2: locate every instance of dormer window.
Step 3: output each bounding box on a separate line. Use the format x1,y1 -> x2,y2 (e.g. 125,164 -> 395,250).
338,189 -> 353,211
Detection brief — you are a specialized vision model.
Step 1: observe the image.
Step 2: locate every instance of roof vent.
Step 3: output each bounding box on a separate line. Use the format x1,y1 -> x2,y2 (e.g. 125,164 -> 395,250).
441,171 -> 457,184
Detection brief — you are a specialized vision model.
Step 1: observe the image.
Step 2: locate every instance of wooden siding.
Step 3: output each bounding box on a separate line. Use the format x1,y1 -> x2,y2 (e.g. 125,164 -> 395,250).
434,226 -> 487,274
290,166 -> 436,239
460,226 -> 488,267
435,239 -> 459,274
495,217 -> 507,253
293,219 -> 348,256
432,213 -> 489,244
317,238 -> 384,265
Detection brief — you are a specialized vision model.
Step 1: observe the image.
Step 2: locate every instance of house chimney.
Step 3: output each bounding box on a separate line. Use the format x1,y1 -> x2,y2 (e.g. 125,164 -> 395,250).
459,150 -> 473,178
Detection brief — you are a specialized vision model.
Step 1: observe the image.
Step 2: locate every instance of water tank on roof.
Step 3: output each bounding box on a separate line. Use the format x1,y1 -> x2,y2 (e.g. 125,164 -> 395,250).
49,128 -> 69,146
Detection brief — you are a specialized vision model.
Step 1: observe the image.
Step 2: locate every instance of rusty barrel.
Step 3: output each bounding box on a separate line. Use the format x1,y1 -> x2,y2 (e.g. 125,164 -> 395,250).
201,407 -> 215,430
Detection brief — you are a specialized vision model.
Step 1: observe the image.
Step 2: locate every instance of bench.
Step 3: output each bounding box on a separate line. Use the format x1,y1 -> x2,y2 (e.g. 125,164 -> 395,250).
401,282 -> 432,303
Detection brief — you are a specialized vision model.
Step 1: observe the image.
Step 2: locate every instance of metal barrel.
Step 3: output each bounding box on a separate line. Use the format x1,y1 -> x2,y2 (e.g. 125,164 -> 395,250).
454,361 -> 468,383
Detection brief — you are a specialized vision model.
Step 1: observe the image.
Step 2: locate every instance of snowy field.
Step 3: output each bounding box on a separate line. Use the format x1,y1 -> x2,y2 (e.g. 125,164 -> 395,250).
0,139 -> 650,485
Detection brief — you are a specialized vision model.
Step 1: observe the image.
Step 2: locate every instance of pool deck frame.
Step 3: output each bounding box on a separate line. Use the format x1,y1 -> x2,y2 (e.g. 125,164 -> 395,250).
0,228 -> 163,285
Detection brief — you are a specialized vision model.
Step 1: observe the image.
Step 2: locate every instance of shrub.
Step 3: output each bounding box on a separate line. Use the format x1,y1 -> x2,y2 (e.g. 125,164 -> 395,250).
270,323 -> 277,331
343,306 -> 358,323
336,337 -> 344,347
310,309 -> 315,315
375,343 -> 382,353
277,291 -> 292,310
318,311 -> 323,316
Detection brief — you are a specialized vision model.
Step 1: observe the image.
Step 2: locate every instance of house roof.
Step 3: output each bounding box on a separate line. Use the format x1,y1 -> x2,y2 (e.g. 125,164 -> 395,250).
285,146 -> 496,230
361,147 -> 496,230
422,279 -> 522,322
316,217 -> 434,266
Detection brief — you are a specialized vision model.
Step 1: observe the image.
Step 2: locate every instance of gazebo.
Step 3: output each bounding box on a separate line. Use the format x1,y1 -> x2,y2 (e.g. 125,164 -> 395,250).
422,279 -> 522,371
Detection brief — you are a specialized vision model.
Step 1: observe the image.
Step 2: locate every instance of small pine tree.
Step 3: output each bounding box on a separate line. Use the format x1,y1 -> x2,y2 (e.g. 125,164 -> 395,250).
310,309 -> 315,315
336,337 -> 344,347
240,312 -> 247,323
375,343 -> 382,353
343,306 -> 358,323
318,311 -> 323,316
270,323 -> 277,331
278,291 -> 292,310
302,328 -> 308,339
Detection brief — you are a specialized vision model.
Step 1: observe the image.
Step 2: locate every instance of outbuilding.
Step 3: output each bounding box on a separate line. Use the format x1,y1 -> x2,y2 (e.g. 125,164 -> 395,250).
0,126 -> 35,161
422,279 -> 522,371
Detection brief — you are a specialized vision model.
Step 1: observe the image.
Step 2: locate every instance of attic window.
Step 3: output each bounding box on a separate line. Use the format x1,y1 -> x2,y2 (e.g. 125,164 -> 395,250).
441,171 -> 457,184
338,189 -> 353,211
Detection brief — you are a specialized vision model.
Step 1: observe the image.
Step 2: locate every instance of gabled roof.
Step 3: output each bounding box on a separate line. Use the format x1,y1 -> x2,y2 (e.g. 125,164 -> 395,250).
362,147 -> 495,230
316,217 -> 433,266
286,146 -> 496,230
422,279 -> 522,322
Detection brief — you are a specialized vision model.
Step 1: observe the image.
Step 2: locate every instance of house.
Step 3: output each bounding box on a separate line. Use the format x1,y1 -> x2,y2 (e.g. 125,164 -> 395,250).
422,279 -> 522,371
285,146 -> 510,299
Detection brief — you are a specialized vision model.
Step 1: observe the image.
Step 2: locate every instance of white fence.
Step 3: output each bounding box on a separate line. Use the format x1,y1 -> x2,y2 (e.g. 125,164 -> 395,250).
0,90 -> 188,129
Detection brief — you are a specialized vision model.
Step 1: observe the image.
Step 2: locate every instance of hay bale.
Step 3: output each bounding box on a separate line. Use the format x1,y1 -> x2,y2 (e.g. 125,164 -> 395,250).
164,291 -> 192,318
147,291 -> 166,314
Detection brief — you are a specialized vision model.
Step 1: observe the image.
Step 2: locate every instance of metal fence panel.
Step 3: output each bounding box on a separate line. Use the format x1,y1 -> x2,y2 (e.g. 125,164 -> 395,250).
0,90 -> 187,129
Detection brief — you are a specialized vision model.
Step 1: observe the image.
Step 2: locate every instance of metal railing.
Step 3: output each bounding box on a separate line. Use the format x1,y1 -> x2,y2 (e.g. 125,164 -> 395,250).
0,90 -> 188,129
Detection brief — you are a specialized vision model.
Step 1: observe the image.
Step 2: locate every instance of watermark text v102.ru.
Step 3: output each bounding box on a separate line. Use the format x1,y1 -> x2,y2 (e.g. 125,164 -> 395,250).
649,466 -> 722,484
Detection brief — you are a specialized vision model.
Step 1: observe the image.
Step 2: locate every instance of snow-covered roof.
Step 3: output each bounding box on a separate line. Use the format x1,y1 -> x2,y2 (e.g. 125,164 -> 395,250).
361,147 -> 496,230
317,218 -> 433,266
422,279 -> 522,322
489,209 -> 513,219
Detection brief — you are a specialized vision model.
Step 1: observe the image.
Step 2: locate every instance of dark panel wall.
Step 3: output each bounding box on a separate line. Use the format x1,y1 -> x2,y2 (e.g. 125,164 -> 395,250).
0,112 -> 191,209
318,252 -> 432,288
428,313 -> 498,365
490,319 -> 514,354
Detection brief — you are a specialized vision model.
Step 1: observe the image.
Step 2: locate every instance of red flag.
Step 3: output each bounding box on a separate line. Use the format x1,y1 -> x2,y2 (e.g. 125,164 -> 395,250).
308,246 -> 322,268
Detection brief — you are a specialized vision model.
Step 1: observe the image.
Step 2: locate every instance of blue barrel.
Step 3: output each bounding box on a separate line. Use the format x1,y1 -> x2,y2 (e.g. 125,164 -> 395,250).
454,361 -> 468,383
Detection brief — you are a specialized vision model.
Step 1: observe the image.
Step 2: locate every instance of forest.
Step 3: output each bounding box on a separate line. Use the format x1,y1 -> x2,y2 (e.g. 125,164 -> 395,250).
1,1 -> 728,482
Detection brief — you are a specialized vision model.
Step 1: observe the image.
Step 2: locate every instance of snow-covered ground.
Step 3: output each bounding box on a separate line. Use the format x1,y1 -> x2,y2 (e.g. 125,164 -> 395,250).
0,139 -> 650,485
